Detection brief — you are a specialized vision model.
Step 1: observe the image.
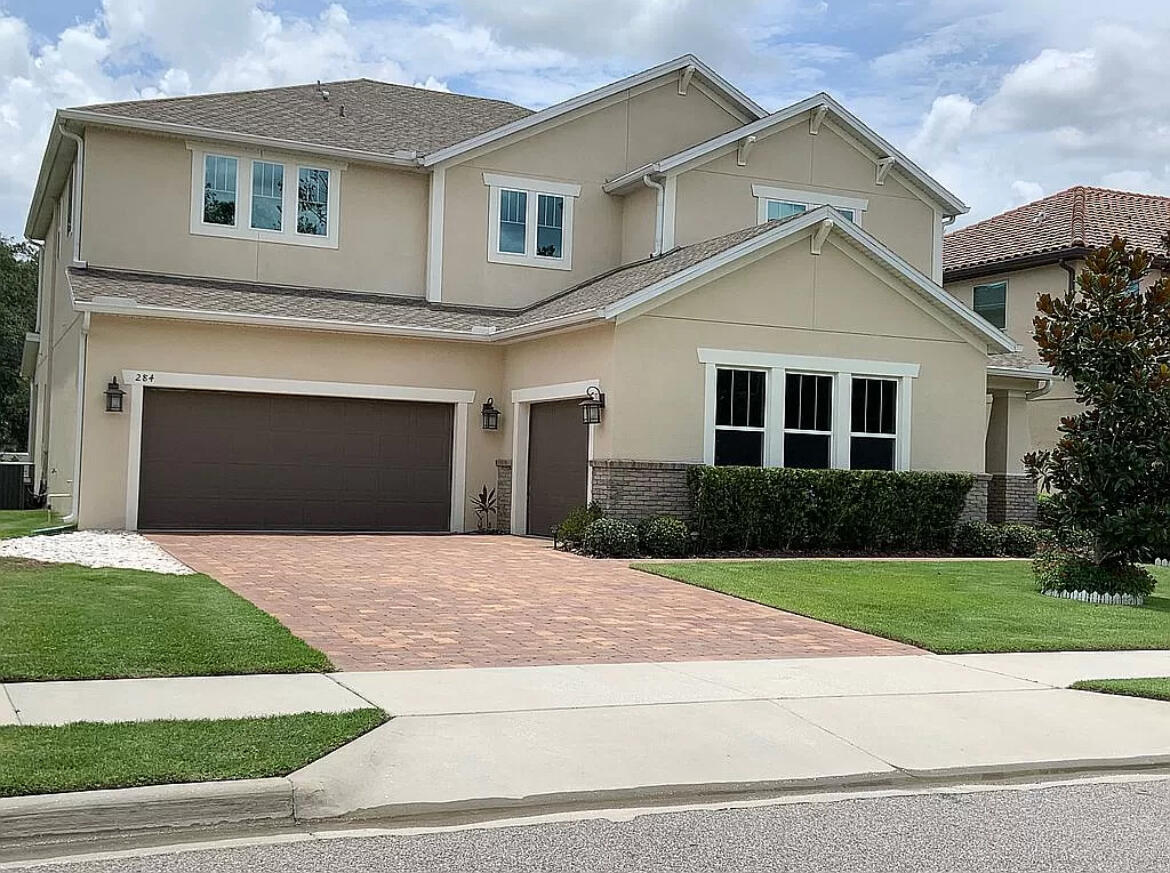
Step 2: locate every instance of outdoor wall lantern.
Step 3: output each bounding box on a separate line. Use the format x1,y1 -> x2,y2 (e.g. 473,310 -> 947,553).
579,386 -> 605,425
104,377 -> 125,413
481,397 -> 501,430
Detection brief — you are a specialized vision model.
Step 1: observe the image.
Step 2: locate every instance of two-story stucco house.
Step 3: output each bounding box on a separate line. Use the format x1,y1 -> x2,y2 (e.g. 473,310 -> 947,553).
23,54 -> 1025,536
944,186 -> 1170,510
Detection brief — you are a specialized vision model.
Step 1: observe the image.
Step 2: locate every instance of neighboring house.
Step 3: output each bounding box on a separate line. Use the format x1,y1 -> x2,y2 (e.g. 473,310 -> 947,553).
24,54 -> 1024,536
943,186 -> 1170,486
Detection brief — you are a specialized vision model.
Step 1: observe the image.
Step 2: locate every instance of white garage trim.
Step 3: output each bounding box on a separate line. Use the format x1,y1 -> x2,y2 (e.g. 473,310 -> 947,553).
509,379 -> 599,536
120,369 -> 476,532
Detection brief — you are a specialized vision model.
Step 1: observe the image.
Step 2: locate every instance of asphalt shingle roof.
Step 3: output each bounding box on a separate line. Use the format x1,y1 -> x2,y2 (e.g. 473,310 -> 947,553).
67,220 -> 782,336
78,79 -> 533,157
944,186 -> 1170,276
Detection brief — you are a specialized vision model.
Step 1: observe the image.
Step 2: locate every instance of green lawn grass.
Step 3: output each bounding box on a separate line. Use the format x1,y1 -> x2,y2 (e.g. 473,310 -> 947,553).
0,558 -> 332,680
637,560 -> 1170,654
0,509 -> 61,539
0,709 -> 387,797
1071,677 -> 1170,702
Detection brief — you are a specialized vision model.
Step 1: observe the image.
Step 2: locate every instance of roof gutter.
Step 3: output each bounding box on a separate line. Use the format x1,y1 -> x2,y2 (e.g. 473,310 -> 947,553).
944,247 -> 1092,283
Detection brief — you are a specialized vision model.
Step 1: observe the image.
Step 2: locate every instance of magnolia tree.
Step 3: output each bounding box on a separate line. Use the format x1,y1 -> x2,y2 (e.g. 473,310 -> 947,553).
1026,236 -> 1170,594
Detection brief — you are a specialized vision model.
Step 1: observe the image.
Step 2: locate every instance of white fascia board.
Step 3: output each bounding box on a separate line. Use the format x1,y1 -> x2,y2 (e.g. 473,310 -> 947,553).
24,112 -> 71,240
601,92 -> 968,216
58,109 -> 422,169
987,365 -> 1053,379
73,297 -> 498,343
422,54 -> 766,168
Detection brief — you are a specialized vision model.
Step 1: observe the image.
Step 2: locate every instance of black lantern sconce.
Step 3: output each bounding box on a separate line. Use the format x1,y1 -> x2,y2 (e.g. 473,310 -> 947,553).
104,377 -> 126,413
481,397 -> 501,430
579,386 -> 605,425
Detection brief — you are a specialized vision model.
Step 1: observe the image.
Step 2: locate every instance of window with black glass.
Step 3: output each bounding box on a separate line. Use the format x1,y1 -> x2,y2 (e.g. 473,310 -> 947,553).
850,377 -> 897,470
973,281 -> 1006,329
783,373 -> 832,469
714,368 -> 766,466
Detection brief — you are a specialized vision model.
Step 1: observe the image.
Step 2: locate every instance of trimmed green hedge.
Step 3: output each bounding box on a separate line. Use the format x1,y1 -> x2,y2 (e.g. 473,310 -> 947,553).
688,467 -> 975,553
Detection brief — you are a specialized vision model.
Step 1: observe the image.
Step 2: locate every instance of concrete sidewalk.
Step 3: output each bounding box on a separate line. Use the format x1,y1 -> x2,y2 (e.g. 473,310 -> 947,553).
285,651 -> 1170,821
3,650 -> 1170,725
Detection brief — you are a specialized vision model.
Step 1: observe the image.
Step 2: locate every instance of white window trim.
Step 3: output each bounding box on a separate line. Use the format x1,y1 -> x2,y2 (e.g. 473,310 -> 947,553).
484,172 -> 580,271
509,379 -> 598,535
119,370 -> 475,533
752,183 -> 868,226
188,145 -> 342,249
699,350 -> 916,472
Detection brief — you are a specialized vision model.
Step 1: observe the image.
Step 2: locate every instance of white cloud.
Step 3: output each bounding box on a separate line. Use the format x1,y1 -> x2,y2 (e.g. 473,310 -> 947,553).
1009,181 -> 1044,204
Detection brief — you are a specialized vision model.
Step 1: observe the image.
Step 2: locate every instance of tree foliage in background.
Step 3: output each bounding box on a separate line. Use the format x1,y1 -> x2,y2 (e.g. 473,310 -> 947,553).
0,238 -> 39,451
1026,236 -> 1170,576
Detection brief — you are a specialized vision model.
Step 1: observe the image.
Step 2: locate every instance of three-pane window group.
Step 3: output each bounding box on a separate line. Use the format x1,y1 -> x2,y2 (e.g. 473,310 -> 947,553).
714,368 -> 898,470
202,155 -> 330,237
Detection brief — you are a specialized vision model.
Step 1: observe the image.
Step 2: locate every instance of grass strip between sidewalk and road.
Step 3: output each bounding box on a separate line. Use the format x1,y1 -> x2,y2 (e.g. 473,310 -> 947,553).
0,708 -> 387,797
0,510 -> 61,540
1070,677 -> 1170,702
0,558 -> 332,681
636,560 -> 1170,654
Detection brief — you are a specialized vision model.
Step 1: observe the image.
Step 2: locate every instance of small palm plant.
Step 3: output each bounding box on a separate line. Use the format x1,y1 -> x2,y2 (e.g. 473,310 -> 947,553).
471,485 -> 498,532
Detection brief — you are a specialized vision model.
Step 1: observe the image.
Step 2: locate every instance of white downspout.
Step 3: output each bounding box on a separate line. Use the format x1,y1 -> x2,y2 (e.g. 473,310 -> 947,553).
61,311 -> 90,525
57,125 -> 86,267
642,174 -> 664,257
1027,378 -> 1053,400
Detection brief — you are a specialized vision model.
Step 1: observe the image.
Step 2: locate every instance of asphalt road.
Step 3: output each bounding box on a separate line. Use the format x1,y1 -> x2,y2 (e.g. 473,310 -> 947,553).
21,778 -> 1170,872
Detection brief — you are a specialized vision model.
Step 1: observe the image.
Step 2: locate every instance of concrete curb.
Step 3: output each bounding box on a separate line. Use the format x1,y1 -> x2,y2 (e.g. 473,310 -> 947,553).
0,778 -> 293,849
6,757 -> 1170,855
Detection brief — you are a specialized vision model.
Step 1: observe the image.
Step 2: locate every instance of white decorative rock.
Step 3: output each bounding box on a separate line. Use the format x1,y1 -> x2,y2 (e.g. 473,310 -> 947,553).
0,531 -> 194,575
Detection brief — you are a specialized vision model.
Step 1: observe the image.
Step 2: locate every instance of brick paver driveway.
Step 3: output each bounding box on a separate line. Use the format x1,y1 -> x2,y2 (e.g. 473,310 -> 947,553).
149,534 -> 916,670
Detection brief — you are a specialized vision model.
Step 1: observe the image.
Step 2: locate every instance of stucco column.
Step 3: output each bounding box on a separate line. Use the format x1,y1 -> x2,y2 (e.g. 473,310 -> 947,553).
984,389 -> 1031,475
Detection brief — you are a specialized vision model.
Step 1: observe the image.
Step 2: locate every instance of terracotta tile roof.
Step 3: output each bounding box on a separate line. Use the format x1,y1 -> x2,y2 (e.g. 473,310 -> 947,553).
67,221 -> 782,337
944,186 -> 1170,277
77,79 -> 533,157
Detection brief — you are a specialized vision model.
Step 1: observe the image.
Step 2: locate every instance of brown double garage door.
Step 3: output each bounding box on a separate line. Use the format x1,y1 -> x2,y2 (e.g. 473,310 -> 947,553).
138,388 -> 452,532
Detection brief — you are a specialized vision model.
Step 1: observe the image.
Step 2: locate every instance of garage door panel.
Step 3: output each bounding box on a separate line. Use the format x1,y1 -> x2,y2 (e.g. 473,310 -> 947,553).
526,399 -> 589,538
138,388 -> 453,531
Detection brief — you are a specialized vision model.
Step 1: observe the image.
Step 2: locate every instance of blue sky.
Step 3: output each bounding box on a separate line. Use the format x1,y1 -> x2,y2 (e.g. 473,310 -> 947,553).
2,0 -> 1168,239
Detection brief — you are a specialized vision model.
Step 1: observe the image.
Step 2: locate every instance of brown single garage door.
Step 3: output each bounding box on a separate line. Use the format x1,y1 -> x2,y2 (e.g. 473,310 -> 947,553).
138,388 -> 452,531
526,398 -> 589,537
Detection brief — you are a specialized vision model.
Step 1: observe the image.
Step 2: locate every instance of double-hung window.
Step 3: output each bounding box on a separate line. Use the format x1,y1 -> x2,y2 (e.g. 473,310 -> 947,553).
190,146 -> 339,248
972,281 -> 1007,329
484,173 -> 580,270
783,373 -> 833,469
702,351 -> 918,473
203,155 -> 238,227
752,184 -> 866,226
713,368 -> 766,466
850,377 -> 898,471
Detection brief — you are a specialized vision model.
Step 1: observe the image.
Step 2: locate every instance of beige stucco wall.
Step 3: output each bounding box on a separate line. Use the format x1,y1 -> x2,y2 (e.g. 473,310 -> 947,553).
946,263 -> 1080,455
672,120 -> 939,277
499,325 -> 616,460
621,185 -> 658,264
439,78 -> 744,308
80,126 -> 429,295
79,315 -> 505,530
608,235 -> 989,472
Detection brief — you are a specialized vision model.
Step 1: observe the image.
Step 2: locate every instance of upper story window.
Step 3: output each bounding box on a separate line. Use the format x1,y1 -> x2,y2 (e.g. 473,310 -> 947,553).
702,350 -> 917,472
189,145 -> 340,249
483,173 -> 580,271
972,281 -> 1007,329
752,183 -> 867,227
